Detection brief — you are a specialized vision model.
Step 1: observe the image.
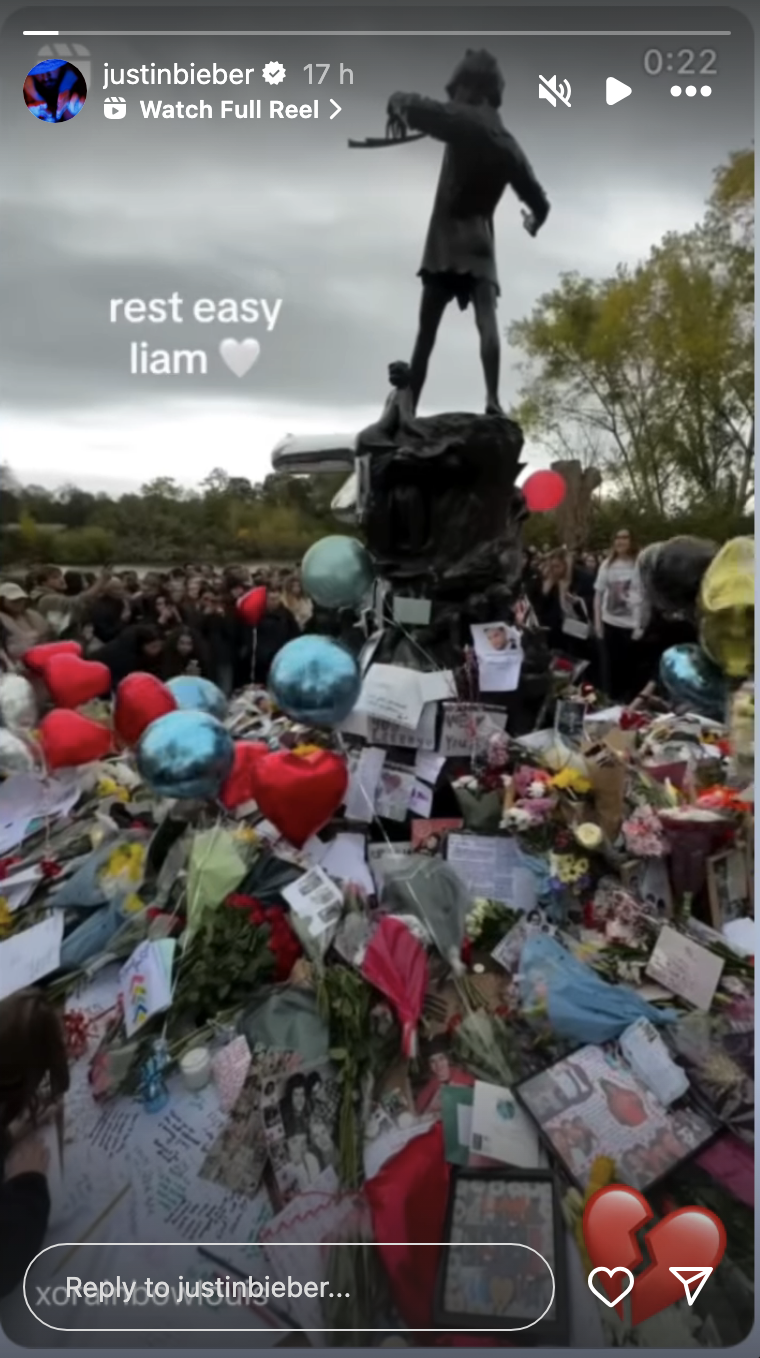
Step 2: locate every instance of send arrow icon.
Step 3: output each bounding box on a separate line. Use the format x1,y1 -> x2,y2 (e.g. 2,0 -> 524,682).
669,1267 -> 713,1306
606,76 -> 632,105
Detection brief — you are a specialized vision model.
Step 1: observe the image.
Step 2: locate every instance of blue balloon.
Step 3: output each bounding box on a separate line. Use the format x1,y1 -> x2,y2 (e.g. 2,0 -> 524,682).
659,644 -> 728,722
301,535 -> 374,610
268,635 -> 361,727
167,675 -> 228,720
137,710 -> 234,799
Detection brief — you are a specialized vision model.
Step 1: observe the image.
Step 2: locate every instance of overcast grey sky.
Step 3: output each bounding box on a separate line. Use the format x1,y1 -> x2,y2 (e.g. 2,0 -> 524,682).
1,5 -> 753,493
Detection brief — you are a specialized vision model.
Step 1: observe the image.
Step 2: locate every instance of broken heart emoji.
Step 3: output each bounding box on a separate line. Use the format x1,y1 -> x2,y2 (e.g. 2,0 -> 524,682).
219,337 -> 260,377
583,1183 -> 726,1326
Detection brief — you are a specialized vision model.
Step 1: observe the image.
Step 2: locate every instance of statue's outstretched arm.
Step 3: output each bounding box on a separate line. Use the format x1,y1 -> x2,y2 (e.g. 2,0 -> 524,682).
389,93 -> 491,147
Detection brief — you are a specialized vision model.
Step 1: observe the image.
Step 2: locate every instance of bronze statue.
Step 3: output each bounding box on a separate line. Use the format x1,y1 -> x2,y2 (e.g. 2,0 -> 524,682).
385,49 -> 550,415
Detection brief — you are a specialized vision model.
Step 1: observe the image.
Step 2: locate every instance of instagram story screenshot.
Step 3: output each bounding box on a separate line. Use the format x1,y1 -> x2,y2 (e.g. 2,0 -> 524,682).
0,1 -> 755,1354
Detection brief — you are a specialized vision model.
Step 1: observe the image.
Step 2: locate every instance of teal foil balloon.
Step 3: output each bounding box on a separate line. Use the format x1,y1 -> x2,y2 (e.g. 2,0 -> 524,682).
167,675 -> 227,720
659,644 -> 728,722
137,710 -> 234,799
268,635 -> 361,726
301,535 -> 374,610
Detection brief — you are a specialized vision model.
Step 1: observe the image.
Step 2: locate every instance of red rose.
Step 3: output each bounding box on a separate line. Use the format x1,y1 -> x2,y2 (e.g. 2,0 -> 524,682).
0,856 -> 22,881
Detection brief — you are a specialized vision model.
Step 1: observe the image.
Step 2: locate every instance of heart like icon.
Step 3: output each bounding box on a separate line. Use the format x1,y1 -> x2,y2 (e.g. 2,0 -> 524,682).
219,337 -> 261,377
588,1266 -> 635,1309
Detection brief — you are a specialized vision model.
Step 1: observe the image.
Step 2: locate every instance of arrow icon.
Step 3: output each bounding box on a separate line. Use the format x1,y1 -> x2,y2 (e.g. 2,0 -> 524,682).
668,1267 -> 713,1306
606,76 -> 632,105
330,98 -> 341,119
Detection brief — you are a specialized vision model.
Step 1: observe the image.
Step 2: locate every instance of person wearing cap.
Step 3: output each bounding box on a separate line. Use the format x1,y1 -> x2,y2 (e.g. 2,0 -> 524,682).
0,584 -> 49,662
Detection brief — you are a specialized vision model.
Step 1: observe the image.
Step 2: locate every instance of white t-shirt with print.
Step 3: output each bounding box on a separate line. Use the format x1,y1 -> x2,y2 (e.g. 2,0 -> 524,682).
594,558 -> 638,630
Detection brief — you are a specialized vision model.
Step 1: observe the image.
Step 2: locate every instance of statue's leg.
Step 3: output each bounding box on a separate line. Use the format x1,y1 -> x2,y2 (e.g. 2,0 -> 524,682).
409,281 -> 449,409
473,280 -> 502,415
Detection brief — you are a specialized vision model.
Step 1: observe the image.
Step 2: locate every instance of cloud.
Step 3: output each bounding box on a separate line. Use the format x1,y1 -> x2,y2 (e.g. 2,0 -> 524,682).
2,32 -> 751,490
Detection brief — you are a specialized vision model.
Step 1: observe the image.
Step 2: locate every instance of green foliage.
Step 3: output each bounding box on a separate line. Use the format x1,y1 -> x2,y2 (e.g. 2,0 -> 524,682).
510,149 -> 754,519
51,527 -> 116,565
0,464 -> 353,566
170,904 -> 274,1029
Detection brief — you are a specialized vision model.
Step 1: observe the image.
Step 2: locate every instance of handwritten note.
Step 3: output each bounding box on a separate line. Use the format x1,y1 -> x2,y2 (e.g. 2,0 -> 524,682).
89,1105 -> 142,1156
645,925 -> 725,1011
439,704 -> 507,759
368,702 -> 438,751
0,912 -> 64,1000
447,834 -> 536,910
357,664 -> 424,730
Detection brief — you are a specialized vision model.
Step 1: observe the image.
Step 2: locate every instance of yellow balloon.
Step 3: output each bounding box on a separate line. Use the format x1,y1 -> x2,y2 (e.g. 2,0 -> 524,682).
699,537 -> 755,678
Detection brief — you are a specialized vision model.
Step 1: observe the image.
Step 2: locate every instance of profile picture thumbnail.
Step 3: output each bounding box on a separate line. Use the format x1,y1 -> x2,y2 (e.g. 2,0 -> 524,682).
23,59 -> 87,122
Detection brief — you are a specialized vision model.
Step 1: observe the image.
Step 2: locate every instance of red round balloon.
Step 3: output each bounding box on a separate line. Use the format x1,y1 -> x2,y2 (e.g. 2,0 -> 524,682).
44,655 -> 111,709
522,469 -> 567,513
114,672 -> 177,746
40,710 -> 113,770
237,586 -> 267,627
23,640 -> 82,675
219,740 -> 270,810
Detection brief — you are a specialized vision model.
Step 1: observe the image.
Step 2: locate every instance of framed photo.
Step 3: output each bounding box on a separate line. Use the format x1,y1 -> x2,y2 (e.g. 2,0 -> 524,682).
515,1044 -> 715,1195
554,698 -> 586,746
433,1168 -> 568,1344
706,849 -> 751,928
259,1060 -> 341,1206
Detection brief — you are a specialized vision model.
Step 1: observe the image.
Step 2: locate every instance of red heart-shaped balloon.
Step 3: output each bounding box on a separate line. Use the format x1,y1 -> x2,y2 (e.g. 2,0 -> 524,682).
583,1183 -> 727,1326
237,586 -> 267,627
43,654 -> 111,708
219,740 -> 270,810
39,709 -> 113,770
23,640 -> 82,675
249,749 -> 348,847
114,672 -> 177,746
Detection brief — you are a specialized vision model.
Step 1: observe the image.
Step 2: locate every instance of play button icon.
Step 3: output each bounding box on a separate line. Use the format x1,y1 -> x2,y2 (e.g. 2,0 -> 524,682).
606,76 -> 632,105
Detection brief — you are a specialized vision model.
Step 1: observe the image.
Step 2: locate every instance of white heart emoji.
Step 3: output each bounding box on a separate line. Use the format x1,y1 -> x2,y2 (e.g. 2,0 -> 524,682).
588,1266 -> 635,1309
219,337 -> 260,377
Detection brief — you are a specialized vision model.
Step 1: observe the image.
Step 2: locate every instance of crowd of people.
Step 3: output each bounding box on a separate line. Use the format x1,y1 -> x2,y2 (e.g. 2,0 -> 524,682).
0,529 -> 695,706
520,529 -> 693,703
0,564 -> 313,695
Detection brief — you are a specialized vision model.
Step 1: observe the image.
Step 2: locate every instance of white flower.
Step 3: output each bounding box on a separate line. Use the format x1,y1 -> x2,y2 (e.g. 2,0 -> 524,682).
528,779 -> 548,799
574,822 -> 603,851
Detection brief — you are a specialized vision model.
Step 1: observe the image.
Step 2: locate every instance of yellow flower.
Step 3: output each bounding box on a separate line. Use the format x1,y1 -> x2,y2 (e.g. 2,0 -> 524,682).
123,893 -> 144,914
99,842 -> 146,891
574,822 -> 602,851
292,744 -> 320,757
0,898 -> 12,937
551,769 -> 592,794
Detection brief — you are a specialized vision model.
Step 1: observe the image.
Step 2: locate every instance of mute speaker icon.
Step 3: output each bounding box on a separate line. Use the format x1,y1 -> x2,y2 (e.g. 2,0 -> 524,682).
539,74 -> 571,107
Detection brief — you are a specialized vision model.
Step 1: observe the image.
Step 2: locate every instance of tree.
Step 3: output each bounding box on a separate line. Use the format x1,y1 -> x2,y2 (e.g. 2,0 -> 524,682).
509,148 -> 754,518
140,477 -> 184,500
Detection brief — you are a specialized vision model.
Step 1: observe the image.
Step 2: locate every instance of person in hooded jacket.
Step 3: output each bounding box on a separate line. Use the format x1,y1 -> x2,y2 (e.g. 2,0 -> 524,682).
96,624 -> 164,692
0,989 -> 70,1300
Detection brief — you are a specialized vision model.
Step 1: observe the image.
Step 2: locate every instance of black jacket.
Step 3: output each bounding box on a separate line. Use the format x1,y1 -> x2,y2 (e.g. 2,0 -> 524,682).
96,626 -> 162,691
0,1135 -> 50,1299
253,607 -> 301,684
